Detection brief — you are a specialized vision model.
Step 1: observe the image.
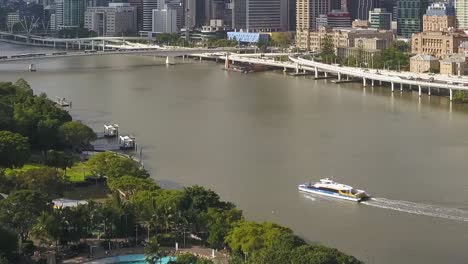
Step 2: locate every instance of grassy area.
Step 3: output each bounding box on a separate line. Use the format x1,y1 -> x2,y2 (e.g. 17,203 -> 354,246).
5,162 -> 94,183
4,164 -> 47,176
65,162 -> 94,183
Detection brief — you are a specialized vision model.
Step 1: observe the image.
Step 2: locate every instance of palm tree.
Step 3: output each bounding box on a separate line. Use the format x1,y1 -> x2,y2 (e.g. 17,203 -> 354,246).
31,212 -> 59,249
144,237 -> 164,264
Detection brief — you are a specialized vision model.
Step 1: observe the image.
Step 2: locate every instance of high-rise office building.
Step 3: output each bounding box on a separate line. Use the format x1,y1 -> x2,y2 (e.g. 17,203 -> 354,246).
56,0 -> 86,28
327,9 -> 351,28
397,0 -> 429,38
231,0 -> 246,29
296,0 -> 331,49
232,0 -> 288,32
369,8 -> 391,29
152,8 -> 177,32
378,0 -> 396,19
85,3 -> 137,36
455,0 -> 468,29
289,0 -> 296,31
142,0 -> 158,30
128,0 -> 143,30
165,0 -> 184,30
347,0 -> 377,20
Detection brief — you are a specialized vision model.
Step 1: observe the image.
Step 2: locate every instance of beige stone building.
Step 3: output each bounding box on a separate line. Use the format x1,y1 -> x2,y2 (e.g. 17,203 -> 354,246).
352,20 -> 369,29
440,54 -> 468,76
296,0 -> 330,50
304,26 -> 394,51
423,15 -> 455,32
410,54 -> 440,73
459,41 -> 468,54
355,37 -> 389,50
337,47 -> 381,66
411,31 -> 468,58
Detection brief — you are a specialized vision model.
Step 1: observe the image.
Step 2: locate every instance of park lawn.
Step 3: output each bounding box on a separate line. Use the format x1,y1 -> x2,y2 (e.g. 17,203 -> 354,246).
64,162 -> 94,183
4,164 -> 47,176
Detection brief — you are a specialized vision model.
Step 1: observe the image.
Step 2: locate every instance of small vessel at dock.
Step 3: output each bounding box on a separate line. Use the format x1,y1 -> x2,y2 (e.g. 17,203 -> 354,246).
298,178 -> 369,202
104,124 -> 119,137
55,97 -> 71,107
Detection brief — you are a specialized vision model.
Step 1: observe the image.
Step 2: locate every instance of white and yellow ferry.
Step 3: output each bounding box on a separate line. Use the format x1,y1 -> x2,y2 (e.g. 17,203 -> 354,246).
298,178 -> 369,202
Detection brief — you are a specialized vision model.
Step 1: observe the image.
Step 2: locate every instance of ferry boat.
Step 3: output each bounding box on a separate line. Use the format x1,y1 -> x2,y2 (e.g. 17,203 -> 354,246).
298,178 -> 369,202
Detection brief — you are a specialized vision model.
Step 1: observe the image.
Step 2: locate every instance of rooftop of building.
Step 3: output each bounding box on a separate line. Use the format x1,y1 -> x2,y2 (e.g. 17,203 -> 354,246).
440,54 -> 467,63
426,1 -> 455,16
411,54 -> 439,61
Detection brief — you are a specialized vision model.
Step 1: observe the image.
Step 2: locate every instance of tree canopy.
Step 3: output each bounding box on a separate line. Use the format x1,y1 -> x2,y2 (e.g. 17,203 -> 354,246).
0,130 -> 30,168
320,35 -> 336,64
87,152 -> 149,178
0,190 -> 52,241
58,121 -> 96,149
107,175 -> 160,194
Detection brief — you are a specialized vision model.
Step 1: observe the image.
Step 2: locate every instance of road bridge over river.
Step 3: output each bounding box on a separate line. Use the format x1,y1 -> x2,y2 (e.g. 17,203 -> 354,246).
195,52 -> 468,101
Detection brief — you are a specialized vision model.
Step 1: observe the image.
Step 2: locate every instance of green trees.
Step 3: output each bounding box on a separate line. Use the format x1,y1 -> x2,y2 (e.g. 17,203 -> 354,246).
169,253 -> 214,264
204,208 -> 242,249
290,245 -> 363,264
0,226 -> 17,262
0,130 -> 30,168
0,80 -> 89,151
108,176 -> 160,194
144,237 -> 164,264
14,167 -> 66,197
0,190 -> 52,241
225,221 -> 301,255
320,35 -> 336,64
87,152 -> 149,178
30,212 -> 60,247
58,121 -> 96,149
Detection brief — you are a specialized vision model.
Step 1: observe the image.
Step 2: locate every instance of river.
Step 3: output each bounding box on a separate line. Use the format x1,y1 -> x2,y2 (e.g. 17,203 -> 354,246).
1,42 -> 468,264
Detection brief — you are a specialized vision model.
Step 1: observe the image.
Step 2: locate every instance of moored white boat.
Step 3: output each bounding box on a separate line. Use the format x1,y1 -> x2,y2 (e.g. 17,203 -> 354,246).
298,178 -> 369,202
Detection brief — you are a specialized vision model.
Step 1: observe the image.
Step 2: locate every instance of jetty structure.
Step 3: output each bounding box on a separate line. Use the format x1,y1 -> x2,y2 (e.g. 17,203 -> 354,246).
119,135 -> 136,150
104,124 -> 119,137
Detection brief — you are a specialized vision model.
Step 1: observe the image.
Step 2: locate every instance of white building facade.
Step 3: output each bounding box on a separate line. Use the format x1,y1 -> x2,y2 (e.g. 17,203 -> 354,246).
85,3 -> 137,36
152,8 -> 177,33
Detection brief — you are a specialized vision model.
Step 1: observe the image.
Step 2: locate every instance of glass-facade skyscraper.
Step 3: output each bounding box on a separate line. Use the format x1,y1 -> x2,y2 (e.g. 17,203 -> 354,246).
455,0 -> 468,29
397,0 -> 429,38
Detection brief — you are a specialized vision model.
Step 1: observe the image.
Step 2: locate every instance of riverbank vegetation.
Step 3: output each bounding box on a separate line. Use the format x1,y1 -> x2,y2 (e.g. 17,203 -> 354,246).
0,79 -> 363,264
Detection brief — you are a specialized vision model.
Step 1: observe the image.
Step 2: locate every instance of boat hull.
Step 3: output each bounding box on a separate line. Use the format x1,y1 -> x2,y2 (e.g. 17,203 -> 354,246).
298,186 -> 362,202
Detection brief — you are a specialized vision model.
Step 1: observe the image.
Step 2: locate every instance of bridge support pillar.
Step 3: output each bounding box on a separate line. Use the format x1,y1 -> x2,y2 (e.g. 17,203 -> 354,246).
379,80 -> 382,86
428,87 -> 431,96
324,72 -> 328,77
314,67 -> 318,78
283,67 -> 287,72
363,78 -> 367,87
224,54 -> 229,70
295,63 -> 299,74
102,40 -> 106,51
338,72 -> 341,81
391,82 -> 394,92
65,42 -> 68,50
78,41 -> 81,50
166,56 -> 175,65
53,41 -> 56,48
418,85 -> 422,97
450,89 -> 453,101
371,79 -> 374,86
92,40 -> 95,50
400,83 -> 403,91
